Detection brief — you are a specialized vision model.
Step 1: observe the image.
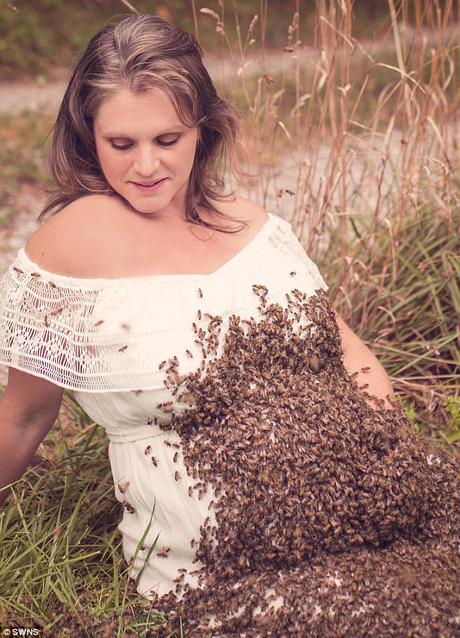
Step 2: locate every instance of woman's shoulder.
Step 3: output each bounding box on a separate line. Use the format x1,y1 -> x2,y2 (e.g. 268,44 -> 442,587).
220,194 -> 268,222
25,195 -> 127,278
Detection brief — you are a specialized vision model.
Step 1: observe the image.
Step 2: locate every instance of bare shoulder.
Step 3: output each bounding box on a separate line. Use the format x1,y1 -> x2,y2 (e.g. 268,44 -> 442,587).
25,195 -> 124,276
220,194 -> 268,226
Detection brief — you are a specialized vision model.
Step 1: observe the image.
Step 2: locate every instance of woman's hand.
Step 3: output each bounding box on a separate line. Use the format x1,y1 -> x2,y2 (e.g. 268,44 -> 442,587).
333,310 -> 396,411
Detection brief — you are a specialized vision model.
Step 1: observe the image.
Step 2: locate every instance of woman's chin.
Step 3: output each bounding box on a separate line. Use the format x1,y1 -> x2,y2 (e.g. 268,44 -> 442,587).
115,194 -> 164,216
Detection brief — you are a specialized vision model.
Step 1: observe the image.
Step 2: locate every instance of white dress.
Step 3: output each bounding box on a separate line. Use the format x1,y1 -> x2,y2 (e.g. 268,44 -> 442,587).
0,211 -> 329,601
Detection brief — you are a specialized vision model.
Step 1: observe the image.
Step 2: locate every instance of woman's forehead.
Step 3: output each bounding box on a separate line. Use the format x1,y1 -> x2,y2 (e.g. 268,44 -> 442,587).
94,87 -> 190,132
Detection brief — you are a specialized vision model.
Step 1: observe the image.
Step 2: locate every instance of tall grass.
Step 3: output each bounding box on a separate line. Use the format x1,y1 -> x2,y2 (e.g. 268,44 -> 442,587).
206,0 -> 460,443
0,0 -> 459,635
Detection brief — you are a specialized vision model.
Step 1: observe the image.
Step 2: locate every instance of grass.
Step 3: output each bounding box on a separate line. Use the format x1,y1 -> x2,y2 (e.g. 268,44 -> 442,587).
0,110 -> 53,229
0,406 -> 172,637
0,0 -> 459,635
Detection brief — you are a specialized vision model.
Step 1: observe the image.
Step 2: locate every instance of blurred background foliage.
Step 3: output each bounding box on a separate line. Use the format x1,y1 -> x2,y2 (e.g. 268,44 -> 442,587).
1,0 -> 457,80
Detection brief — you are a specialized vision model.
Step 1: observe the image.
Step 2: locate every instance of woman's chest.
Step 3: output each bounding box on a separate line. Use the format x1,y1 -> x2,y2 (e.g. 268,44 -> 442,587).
107,210 -> 261,277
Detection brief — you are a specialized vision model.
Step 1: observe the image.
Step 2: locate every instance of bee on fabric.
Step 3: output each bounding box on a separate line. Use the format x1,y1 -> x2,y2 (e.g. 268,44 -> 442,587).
118,481 -> 130,494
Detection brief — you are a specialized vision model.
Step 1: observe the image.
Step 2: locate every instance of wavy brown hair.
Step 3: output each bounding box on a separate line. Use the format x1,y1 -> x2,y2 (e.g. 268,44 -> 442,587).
38,14 -> 256,233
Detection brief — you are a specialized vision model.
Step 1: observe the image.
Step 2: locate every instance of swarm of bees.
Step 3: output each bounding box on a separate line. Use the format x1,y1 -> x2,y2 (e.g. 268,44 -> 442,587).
135,285 -> 459,637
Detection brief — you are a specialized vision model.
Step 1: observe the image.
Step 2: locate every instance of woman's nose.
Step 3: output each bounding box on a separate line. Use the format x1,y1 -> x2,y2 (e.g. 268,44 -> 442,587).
132,147 -> 160,176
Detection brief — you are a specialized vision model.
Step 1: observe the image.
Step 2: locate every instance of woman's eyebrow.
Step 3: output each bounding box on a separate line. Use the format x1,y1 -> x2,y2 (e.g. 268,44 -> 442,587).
103,126 -> 187,137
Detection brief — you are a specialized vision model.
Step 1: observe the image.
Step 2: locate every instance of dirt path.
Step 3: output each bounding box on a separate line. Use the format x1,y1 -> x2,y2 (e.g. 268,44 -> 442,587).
0,47 -> 308,114
2,24 -> 456,114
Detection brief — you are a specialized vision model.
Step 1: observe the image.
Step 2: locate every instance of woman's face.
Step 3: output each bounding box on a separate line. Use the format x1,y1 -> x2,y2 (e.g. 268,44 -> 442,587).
93,87 -> 200,220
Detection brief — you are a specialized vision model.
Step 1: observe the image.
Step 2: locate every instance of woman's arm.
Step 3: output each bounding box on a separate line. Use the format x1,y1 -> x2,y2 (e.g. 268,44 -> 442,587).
0,368 -> 64,507
333,310 -> 396,410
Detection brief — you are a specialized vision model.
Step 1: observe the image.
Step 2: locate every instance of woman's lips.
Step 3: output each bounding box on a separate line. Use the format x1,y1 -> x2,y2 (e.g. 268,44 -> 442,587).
131,178 -> 167,191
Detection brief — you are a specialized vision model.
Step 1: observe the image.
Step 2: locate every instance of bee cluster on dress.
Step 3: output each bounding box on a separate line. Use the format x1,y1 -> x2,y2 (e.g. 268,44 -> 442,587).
140,285 -> 459,637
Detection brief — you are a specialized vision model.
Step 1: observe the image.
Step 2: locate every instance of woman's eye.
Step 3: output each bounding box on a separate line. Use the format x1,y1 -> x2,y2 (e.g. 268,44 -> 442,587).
158,137 -> 180,147
109,136 -> 180,150
111,142 -> 132,151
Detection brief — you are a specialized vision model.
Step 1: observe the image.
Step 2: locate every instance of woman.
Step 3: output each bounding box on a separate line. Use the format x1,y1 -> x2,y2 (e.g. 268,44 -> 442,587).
0,14 -> 457,637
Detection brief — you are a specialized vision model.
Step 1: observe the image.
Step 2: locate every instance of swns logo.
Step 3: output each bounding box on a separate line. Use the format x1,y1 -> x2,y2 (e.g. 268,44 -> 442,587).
3,629 -> 41,636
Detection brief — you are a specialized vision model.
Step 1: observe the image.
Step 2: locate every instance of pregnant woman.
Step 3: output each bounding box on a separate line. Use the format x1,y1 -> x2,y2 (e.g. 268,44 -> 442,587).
0,14 -> 457,637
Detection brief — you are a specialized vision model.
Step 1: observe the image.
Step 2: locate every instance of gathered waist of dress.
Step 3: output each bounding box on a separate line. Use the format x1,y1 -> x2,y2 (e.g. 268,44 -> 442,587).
104,425 -> 167,443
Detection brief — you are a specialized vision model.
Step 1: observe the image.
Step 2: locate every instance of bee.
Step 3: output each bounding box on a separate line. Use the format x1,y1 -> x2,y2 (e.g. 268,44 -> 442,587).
252,284 -> 268,294
185,349 -> 193,358
31,272 -> 41,278
48,280 -> 57,288
290,271 -> 297,277
360,366 -> 371,373
50,307 -> 64,316
13,266 -> 24,274
122,500 -> 135,514
151,456 -> 158,467
120,322 -> 130,331
118,481 -> 130,494
158,360 -> 167,370
174,471 -> 181,481
308,354 -> 320,373
157,401 -> 173,411
197,287 -> 203,298
197,309 -> 202,320
131,389 -> 143,396
146,417 -> 153,425
44,315 -> 50,327
144,445 -> 152,455
157,546 -> 170,558
173,451 -> 178,463
188,486 -> 193,497
118,345 -> 128,352
94,319 -> 104,327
